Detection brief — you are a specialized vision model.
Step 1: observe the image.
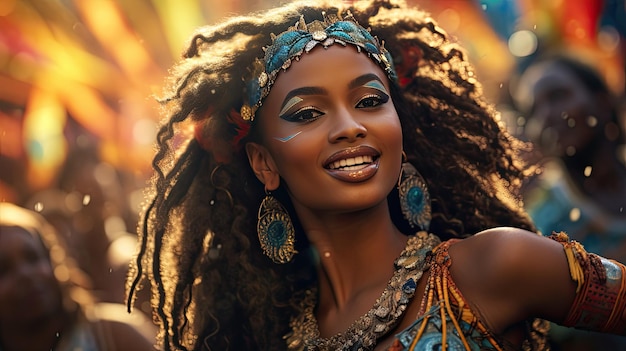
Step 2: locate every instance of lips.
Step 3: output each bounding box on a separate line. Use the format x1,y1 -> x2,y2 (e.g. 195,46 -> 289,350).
324,146 -> 380,182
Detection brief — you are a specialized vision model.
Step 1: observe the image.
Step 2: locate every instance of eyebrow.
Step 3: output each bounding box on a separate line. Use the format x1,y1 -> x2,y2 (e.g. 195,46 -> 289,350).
280,87 -> 327,111
278,73 -> 387,111
348,73 -> 386,91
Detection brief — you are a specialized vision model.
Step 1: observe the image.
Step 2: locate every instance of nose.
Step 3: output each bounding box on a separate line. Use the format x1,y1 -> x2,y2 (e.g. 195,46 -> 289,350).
328,107 -> 367,143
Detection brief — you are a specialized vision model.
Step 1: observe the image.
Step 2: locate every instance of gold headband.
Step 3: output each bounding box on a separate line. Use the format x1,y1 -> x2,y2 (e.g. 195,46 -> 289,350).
240,12 -> 397,122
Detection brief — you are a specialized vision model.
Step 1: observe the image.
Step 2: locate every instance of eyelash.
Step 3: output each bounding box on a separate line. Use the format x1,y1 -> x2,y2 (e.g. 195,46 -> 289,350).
356,93 -> 389,109
280,92 -> 390,122
281,106 -> 324,122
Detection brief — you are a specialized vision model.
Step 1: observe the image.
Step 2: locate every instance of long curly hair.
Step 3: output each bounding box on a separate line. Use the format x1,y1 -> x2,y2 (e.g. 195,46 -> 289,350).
126,1 -> 538,350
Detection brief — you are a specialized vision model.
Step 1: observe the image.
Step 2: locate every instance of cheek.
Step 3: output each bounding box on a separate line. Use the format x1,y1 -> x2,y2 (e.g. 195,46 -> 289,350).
271,134 -> 320,175
378,112 -> 403,147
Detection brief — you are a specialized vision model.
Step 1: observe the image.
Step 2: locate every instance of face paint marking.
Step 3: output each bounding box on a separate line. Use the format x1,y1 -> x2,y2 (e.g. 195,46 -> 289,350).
274,131 -> 302,142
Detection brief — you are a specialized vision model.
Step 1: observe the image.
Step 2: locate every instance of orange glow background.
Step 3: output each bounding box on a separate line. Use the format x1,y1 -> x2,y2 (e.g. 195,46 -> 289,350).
1,0 -> 624,207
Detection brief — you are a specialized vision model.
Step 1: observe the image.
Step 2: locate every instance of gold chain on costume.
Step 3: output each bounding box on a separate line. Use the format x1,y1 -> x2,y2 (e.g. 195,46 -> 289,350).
285,232 -> 441,351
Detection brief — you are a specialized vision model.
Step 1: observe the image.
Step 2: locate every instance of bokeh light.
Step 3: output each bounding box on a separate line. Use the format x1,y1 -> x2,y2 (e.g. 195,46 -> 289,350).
508,30 -> 538,57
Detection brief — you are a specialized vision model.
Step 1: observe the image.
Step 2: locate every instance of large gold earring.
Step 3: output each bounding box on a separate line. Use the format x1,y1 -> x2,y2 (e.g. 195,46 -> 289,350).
398,161 -> 431,231
257,191 -> 297,263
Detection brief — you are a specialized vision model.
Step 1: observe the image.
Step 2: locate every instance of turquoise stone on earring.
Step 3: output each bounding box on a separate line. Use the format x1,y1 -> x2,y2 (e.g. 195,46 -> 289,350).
267,221 -> 288,248
257,195 -> 297,263
407,187 -> 425,214
398,162 -> 431,231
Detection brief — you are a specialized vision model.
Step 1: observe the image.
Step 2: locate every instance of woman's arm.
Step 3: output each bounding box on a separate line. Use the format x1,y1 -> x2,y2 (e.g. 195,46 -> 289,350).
448,227 -> 626,335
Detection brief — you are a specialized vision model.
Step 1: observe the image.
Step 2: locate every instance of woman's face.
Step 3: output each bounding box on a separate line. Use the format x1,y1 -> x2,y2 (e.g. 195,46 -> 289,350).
519,61 -> 606,157
250,45 -> 403,215
0,226 -> 62,325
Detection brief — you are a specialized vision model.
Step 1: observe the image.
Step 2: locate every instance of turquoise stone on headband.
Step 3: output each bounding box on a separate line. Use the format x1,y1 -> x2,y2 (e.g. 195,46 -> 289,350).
240,13 -> 397,121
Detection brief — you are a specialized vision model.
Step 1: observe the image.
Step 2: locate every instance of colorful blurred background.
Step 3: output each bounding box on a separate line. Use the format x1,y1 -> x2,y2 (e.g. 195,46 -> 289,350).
1,0 -> 624,205
0,0 -> 625,309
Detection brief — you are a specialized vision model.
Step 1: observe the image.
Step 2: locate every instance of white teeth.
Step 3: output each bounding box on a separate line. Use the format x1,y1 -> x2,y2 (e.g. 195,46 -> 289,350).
342,165 -> 364,171
329,155 -> 373,170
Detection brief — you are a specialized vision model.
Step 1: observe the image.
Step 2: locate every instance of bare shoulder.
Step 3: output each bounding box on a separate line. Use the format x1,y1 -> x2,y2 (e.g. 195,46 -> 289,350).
452,227 -> 564,266
102,319 -> 157,351
450,227 -> 572,286
446,227 -> 576,328
92,303 -> 158,351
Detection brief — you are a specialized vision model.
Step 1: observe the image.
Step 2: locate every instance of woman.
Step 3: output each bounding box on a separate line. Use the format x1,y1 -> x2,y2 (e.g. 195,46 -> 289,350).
0,202 -> 157,351
126,1 -> 626,350
514,55 -> 626,262
513,55 -> 626,350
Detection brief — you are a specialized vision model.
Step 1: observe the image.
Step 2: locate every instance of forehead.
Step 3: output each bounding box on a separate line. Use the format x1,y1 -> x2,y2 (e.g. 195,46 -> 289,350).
268,45 -> 390,96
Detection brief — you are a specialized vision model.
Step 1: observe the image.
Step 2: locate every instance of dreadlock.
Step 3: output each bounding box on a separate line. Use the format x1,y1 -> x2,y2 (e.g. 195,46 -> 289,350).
127,1 -> 539,350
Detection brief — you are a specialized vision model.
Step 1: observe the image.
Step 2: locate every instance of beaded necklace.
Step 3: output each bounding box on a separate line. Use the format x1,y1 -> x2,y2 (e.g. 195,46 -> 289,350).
285,232 -> 441,351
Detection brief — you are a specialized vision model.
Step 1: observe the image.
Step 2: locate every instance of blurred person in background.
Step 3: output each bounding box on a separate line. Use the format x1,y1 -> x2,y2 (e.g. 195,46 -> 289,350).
0,202 -> 157,351
513,54 -> 626,263
513,54 -> 626,350
24,133 -> 154,317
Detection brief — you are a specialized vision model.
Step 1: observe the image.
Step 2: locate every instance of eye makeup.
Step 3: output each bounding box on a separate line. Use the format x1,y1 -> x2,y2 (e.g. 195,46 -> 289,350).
363,79 -> 389,96
279,96 -> 304,118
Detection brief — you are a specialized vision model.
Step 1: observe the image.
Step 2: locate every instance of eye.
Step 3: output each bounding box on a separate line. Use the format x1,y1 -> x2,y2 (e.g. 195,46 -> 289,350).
281,107 -> 325,123
356,93 -> 389,109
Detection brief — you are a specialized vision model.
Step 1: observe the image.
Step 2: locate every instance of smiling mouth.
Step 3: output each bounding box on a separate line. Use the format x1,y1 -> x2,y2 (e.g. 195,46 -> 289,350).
326,155 -> 376,171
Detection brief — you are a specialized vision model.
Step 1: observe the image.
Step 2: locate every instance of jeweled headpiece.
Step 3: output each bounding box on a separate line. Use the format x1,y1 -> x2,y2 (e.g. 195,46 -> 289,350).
240,12 -> 397,121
